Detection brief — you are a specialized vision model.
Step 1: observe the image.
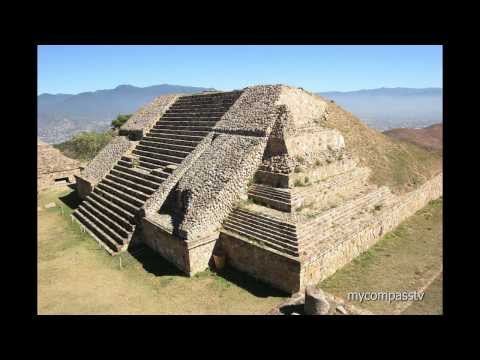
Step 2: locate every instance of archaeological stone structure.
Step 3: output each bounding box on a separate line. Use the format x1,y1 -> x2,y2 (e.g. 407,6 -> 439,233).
73,85 -> 443,293
38,139 -> 82,190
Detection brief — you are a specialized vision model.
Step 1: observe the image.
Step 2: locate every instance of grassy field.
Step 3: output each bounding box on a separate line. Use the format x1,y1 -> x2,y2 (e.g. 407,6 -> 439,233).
38,186 -> 442,315
320,198 -> 443,315
37,186 -> 287,315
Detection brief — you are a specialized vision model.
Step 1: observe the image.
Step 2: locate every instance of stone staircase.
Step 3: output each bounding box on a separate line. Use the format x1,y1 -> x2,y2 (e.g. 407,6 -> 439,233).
297,187 -> 396,257
222,186 -> 395,262
247,184 -> 299,212
73,91 -> 242,254
222,208 -> 300,258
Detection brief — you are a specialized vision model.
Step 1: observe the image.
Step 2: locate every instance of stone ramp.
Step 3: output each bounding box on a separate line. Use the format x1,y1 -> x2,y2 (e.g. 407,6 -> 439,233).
73,91 -> 242,255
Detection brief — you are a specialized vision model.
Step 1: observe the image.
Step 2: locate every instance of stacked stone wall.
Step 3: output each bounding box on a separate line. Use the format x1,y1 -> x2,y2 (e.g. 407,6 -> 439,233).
301,173 -> 443,289
120,94 -> 179,139
75,136 -> 133,198
175,134 -> 268,240
220,231 -> 301,293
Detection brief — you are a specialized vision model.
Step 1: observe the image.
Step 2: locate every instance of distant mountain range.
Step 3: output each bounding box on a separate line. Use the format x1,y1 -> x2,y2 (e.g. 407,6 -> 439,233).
38,84 -> 215,143
38,84 -> 442,144
317,87 -> 442,131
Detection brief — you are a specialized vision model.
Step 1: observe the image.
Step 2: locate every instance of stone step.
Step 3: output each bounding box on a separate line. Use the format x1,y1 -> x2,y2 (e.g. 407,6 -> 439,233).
247,192 -> 292,212
113,164 -> 165,185
176,94 -> 240,102
175,96 -> 240,104
140,139 -> 196,153
160,115 -> 222,121
110,167 -> 160,189
102,178 -> 149,202
136,144 -> 191,159
89,191 -> 136,224
224,218 -> 299,251
168,104 -> 231,111
248,187 -> 292,201
82,199 -> 132,237
93,186 -> 140,215
165,106 -> 227,113
223,223 -> 299,257
226,213 -> 298,244
249,184 -> 292,199
155,120 -> 218,127
132,149 -> 185,164
73,210 -> 121,254
229,210 -> 298,240
77,205 -> 128,246
233,208 -> 296,231
137,160 -> 161,170
151,168 -> 170,179
149,128 -> 210,137
154,124 -> 213,132
95,183 -> 144,208
142,136 -> 200,147
164,110 -> 226,117
117,160 -> 134,168
297,189 -> 391,242
105,173 -> 155,196
146,131 -> 204,142
136,154 -> 177,169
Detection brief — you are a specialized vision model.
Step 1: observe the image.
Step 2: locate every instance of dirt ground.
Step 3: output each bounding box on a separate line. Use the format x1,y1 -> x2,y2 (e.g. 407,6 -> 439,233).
320,198 -> 443,315
37,186 -> 287,315
38,186 -> 442,315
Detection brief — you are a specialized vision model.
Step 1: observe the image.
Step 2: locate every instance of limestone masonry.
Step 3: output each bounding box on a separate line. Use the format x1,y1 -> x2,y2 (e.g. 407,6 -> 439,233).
72,85 -> 443,293
38,139 -> 82,190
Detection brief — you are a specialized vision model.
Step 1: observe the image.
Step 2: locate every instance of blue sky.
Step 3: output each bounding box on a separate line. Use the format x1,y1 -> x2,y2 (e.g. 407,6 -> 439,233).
38,45 -> 442,95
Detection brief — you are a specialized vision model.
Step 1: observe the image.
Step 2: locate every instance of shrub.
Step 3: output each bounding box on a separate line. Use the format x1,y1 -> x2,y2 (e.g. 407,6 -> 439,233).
54,131 -> 114,161
304,176 -> 309,184
295,155 -> 305,164
111,114 -> 132,129
294,165 -> 304,173
294,179 -> 303,187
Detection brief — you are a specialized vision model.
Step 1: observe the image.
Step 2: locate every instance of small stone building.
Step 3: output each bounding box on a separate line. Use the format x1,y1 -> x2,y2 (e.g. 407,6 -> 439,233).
37,139 -> 82,190
72,85 -> 442,293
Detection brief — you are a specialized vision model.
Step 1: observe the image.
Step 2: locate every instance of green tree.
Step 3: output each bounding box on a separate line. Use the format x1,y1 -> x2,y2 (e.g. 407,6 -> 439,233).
54,131 -> 114,161
111,114 -> 132,129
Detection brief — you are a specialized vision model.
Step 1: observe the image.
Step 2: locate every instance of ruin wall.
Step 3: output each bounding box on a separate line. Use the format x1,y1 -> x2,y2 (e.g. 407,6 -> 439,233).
301,173 -> 443,288
75,136 -> 133,199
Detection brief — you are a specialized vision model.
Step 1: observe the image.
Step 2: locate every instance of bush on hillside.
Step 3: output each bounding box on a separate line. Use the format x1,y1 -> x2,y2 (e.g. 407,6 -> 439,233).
54,131 -> 114,161
111,114 -> 132,129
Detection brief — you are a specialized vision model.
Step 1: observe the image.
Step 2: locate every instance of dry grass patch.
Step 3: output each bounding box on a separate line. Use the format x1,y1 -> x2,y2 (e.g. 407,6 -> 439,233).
38,186 -> 287,315
320,198 -> 443,314
318,101 -> 442,193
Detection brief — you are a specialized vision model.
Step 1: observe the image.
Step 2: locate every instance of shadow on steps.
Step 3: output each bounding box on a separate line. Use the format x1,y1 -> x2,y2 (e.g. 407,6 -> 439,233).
58,185 -> 82,211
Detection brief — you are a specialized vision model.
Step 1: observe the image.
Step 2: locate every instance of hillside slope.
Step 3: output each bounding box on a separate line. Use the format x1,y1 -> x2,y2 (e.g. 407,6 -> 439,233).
38,84 -> 215,143
383,124 -> 442,152
319,98 -> 442,194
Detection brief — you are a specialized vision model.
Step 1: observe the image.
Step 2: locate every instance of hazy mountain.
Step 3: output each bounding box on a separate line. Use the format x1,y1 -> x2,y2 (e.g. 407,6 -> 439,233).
38,85 -> 442,144
38,84 -> 216,143
318,87 -> 442,131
